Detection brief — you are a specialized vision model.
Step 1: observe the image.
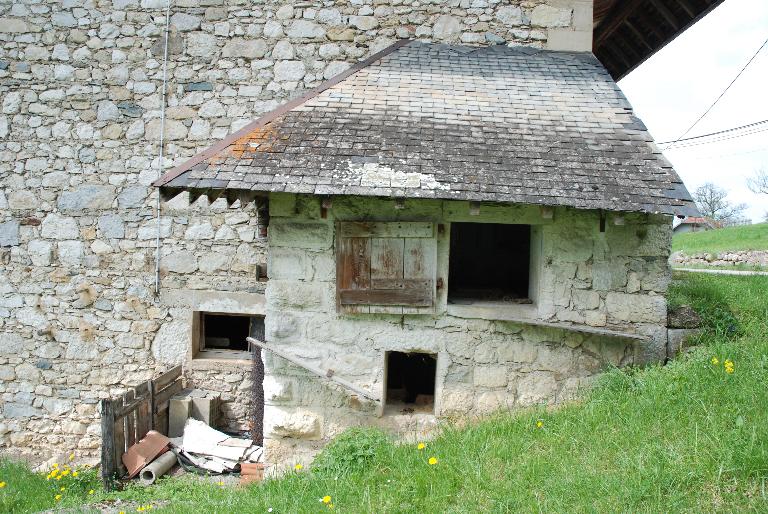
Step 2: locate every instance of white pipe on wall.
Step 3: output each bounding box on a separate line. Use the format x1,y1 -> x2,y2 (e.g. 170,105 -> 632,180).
154,0 -> 171,297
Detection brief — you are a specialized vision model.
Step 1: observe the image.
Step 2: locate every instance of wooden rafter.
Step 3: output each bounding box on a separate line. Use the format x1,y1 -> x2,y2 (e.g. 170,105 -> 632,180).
624,20 -> 655,53
677,0 -> 697,18
594,0 -> 646,48
648,0 -> 680,30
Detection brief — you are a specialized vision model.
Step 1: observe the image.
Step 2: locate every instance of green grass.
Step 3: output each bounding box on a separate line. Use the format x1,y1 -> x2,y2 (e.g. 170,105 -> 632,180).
672,222 -> 768,254
0,459 -> 101,513
2,273 -> 768,513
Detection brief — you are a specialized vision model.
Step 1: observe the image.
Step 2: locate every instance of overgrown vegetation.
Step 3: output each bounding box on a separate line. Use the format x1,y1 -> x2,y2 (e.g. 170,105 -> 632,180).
2,274 -> 767,513
672,222 -> 768,254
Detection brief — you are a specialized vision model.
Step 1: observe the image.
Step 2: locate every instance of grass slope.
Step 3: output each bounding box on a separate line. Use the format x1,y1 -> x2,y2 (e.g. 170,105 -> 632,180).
672,222 -> 768,254
2,274 -> 767,513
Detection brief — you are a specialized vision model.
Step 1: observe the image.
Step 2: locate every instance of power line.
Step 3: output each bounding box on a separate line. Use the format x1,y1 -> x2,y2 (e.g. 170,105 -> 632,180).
666,125 -> 768,149
682,145 -> 768,161
663,34 -> 768,150
656,119 -> 768,145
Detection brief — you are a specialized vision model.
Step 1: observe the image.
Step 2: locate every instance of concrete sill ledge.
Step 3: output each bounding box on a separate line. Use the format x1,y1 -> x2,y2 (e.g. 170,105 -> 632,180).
446,303 -> 645,341
190,350 -> 252,370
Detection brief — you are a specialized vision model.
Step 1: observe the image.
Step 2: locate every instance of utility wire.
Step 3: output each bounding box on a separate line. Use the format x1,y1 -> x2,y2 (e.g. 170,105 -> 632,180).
682,145 -> 768,161
666,125 -> 768,150
663,35 -> 768,150
656,119 -> 768,145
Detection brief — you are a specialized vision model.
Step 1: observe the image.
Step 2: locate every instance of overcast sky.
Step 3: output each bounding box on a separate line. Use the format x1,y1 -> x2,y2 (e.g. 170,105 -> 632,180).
618,0 -> 768,223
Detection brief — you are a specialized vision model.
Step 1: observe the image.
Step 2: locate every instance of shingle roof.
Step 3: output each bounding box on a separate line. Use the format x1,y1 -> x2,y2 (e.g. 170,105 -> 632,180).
156,40 -> 697,216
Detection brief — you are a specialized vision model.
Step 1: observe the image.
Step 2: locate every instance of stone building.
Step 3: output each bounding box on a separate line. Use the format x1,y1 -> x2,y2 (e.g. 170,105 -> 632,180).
1,0 -> 713,464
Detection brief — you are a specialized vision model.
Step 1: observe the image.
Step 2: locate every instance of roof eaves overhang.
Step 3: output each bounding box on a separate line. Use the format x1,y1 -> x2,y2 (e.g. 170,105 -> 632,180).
594,0 -> 726,81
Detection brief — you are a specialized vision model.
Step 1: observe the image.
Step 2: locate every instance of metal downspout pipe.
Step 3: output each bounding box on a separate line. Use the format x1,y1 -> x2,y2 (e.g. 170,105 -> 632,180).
154,1 -> 171,298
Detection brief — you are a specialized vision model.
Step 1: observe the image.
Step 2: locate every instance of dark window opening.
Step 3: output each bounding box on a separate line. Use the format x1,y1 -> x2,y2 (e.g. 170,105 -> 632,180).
201,313 -> 264,352
385,351 -> 437,413
448,222 -> 531,303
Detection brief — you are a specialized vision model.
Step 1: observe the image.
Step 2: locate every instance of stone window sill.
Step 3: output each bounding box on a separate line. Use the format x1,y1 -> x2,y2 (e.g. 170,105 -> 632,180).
446,303 -> 645,341
446,301 -> 538,321
190,350 -> 252,370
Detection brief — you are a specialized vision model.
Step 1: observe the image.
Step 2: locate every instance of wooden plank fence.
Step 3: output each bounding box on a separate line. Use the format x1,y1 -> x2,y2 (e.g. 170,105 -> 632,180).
100,366 -> 183,489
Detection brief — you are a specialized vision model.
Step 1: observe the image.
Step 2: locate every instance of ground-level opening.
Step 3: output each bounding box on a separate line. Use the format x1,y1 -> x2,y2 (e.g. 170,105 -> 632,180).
385,351 -> 437,414
193,312 -> 265,359
448,222 -> 532,303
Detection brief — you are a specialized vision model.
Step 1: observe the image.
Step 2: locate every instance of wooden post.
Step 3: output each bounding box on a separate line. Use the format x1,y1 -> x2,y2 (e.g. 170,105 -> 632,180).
148,378 -> 155,431
99,398 -> 116,491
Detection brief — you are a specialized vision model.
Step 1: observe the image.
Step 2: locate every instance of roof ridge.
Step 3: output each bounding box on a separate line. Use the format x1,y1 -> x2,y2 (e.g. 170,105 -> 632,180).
153,39 -> 412,188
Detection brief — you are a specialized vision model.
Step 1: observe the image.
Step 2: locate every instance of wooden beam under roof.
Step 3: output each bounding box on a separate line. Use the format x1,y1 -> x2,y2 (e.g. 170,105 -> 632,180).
594,0 -> 646,48
624,20 -> 655,53
677,0 -> 697,18
648,0 -> 681,30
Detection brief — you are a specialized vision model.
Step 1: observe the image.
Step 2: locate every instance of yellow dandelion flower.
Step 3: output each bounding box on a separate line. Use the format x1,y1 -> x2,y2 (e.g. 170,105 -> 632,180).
52,463 -> 59,469
417,442 -> 425,450
55,475 -> 62,481
0,481 -> 6,488
217,481 -> 224,487
55,494 -> 62,501
72,471 -> 78,477
69,453 -> 75,461
60,486 -> 66,491
322,495 -> 332,504
60,469 -> 70,477
725,365 -> 734,374
294,463 -> 303,471
137,507 -> 145,512
536,420 -> 544,429
88,489 -> 95,495
711,357 -> 719,365
119,512 -> 126,514
428,457 -> 438,465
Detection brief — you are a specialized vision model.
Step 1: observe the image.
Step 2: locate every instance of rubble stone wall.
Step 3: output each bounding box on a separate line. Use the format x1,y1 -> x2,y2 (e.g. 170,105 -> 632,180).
671,250 -> 768,268
262,194 -> 672,465
1,0 -> 593,461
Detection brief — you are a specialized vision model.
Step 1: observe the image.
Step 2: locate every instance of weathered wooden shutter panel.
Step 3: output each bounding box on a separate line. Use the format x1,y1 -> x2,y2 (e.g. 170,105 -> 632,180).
337,222 -> 436,314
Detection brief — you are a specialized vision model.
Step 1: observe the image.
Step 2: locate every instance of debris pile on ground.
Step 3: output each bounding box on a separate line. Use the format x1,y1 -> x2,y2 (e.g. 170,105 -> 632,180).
176,419 -> 263,473
121,419 -> 264,485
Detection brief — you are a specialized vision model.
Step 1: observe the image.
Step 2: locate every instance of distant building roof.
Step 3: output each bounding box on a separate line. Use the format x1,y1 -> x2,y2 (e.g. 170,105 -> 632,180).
680,217 -> 715,226
156,41 -> 697,217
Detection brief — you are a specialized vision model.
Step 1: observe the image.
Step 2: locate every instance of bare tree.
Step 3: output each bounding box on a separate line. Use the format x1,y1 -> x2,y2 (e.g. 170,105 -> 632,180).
747,168 -> 768,195
692,183 -> 748,223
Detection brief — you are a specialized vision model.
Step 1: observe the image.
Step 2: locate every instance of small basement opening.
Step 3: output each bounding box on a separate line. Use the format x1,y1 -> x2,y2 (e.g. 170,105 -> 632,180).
448,222 -> 531,303
385,351 -> 437,414
196,313 -> 265,358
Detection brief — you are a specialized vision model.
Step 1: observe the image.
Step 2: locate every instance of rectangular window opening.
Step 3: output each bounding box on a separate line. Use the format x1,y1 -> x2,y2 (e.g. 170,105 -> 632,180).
385,351 -> 437,414
448,222 -> 531,304
194,312 -> 264,360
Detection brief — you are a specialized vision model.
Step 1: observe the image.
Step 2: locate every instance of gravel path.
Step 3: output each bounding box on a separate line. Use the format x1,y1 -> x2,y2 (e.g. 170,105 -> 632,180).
674,268 -> 768,276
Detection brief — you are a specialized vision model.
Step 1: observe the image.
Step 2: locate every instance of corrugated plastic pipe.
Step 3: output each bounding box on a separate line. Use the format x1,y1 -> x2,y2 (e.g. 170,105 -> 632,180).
154,0 -> 171,297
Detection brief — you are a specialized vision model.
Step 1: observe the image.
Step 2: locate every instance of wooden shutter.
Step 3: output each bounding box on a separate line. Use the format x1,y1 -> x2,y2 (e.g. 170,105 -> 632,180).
336,222 -> 437,314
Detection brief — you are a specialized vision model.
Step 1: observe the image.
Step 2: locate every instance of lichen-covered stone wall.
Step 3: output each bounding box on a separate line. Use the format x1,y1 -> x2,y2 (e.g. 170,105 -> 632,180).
0,0 -> 594,461
262,194 -> 672,465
